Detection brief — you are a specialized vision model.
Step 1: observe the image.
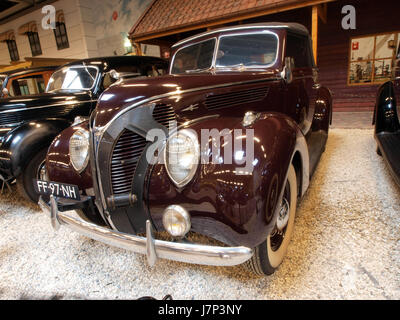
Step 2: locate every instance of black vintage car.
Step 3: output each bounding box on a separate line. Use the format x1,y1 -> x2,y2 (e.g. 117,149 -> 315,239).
374,45 -> 400,187
0,56 -> 168,202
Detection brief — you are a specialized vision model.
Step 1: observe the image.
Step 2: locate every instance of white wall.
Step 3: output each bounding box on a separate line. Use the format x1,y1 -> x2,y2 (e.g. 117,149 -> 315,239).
0,0 -> 90,65
88,0 -> 160,57
0,0 -> 160,65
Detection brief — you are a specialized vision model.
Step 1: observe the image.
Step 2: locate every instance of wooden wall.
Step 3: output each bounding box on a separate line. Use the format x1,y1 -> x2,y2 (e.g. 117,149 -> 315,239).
248,0 -> 400,111
318,0 -> 400,111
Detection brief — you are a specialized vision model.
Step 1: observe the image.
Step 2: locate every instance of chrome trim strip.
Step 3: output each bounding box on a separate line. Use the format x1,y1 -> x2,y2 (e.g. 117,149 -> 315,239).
39,196 -> 253,267
172,23 -> 308,48
0,100 -> 97,114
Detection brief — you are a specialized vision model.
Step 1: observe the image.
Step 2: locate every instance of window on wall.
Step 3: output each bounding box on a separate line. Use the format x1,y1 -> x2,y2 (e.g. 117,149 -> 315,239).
349,32 -> 400,85
6,40 -> 19,62
54,22 -> 69,50
27,32 -> 42,56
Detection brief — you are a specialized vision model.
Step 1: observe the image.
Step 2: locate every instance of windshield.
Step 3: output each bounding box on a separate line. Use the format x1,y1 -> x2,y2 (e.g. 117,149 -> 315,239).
216,33 -> 278,68
46,66 -> 98,92
171,39 -> 216,74
171,32 -> 279,74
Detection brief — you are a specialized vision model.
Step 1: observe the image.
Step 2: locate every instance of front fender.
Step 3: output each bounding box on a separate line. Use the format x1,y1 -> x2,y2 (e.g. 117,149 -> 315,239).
46,121 -> 93,191
147,112 -> 307,248
0,119 -> 71,178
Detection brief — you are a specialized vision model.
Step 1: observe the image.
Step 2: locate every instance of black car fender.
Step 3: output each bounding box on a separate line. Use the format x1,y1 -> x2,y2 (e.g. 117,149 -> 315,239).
374,81 -> 400,134
0,119 -> 71,178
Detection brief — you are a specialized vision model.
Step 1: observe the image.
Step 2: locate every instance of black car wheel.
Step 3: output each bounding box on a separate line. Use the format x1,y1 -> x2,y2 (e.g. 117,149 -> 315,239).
244,164 -> 297,276
17,148 -> 48,203
376,146 -> 382,156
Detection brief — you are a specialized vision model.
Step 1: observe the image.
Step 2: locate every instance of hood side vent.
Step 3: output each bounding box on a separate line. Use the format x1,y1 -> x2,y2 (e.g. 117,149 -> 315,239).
205,87 -> 269,111
152,104 -> 176,129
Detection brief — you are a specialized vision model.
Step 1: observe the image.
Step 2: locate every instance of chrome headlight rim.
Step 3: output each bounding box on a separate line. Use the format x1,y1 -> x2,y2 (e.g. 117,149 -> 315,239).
69,128 -> 90,173
162,205 -> 191,238
164,129 -> 200,188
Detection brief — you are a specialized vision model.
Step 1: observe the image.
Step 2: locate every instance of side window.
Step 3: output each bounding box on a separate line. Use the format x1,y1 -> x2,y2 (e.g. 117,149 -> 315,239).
144,63 -> 168,77
286,33 -> 313,68
8,75 -> 46,97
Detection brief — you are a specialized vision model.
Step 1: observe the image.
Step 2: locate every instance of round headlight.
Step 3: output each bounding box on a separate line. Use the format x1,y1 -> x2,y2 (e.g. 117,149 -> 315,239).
69,129 -> 90,172
163,205 -> 191,238
165,129 -> 199,187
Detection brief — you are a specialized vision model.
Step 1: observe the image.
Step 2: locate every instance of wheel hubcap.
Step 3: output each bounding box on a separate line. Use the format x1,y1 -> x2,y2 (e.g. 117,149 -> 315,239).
269,181 -> 291,252
276,198 -> 290,231
37,160 -> 47,181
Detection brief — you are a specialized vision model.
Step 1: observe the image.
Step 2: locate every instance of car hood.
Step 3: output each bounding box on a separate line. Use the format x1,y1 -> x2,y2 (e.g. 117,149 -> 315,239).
0,91 -> 93,113
93,71 -> 281,127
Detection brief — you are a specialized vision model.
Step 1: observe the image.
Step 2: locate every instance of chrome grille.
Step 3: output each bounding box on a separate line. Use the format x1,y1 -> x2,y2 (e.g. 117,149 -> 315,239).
152,104 -> 176,129
111,130 -> 147,195
205,87 -> 269,111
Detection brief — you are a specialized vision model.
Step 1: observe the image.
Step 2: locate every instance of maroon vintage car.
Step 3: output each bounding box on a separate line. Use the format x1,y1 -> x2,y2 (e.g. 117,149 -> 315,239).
37,23 -> 332,276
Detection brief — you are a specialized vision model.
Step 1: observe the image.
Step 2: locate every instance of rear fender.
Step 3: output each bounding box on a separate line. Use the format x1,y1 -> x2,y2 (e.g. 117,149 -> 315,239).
312,86 -> 333,132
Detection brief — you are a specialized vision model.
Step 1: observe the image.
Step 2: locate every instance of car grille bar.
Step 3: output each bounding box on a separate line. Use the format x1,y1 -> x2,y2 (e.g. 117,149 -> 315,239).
111,130 -> 147,195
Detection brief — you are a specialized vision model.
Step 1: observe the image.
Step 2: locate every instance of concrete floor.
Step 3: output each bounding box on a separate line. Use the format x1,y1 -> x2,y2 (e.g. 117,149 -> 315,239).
331,111 -> 374,129
0,128 -> 399,300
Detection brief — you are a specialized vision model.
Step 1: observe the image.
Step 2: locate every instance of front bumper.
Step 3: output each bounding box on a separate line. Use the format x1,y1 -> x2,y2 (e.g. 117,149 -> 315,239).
38,196 -> 253,267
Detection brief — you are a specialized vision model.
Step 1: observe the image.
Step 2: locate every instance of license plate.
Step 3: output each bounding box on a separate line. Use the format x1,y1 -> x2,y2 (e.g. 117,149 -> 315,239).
34,180 -> 81,201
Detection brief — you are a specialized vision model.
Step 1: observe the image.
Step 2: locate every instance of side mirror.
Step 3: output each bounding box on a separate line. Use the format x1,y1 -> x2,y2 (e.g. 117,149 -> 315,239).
108,69 -> 120,80
2,87 -> 9,97
281,57 -> 294,84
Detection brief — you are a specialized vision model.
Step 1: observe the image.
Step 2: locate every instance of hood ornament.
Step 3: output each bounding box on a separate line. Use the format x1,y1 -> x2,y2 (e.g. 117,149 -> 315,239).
182,104 -> 199,112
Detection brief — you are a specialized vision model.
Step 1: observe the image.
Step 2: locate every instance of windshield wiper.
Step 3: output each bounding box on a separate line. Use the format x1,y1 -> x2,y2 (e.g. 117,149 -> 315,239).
215,63 -> 246,71
185,67 -> 213,74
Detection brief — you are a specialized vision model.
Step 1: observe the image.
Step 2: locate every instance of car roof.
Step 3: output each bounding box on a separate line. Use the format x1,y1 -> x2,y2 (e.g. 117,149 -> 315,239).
3,66 -> 58,78
59,56 -> 167,71
172,22 -> 309,48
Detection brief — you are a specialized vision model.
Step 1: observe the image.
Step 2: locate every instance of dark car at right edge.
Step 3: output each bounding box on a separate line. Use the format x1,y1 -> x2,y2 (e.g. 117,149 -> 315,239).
374,43 -> 400,187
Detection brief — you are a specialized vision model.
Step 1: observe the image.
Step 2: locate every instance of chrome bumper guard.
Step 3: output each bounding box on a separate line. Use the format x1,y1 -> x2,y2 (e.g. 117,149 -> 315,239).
38,196 -> 253,267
